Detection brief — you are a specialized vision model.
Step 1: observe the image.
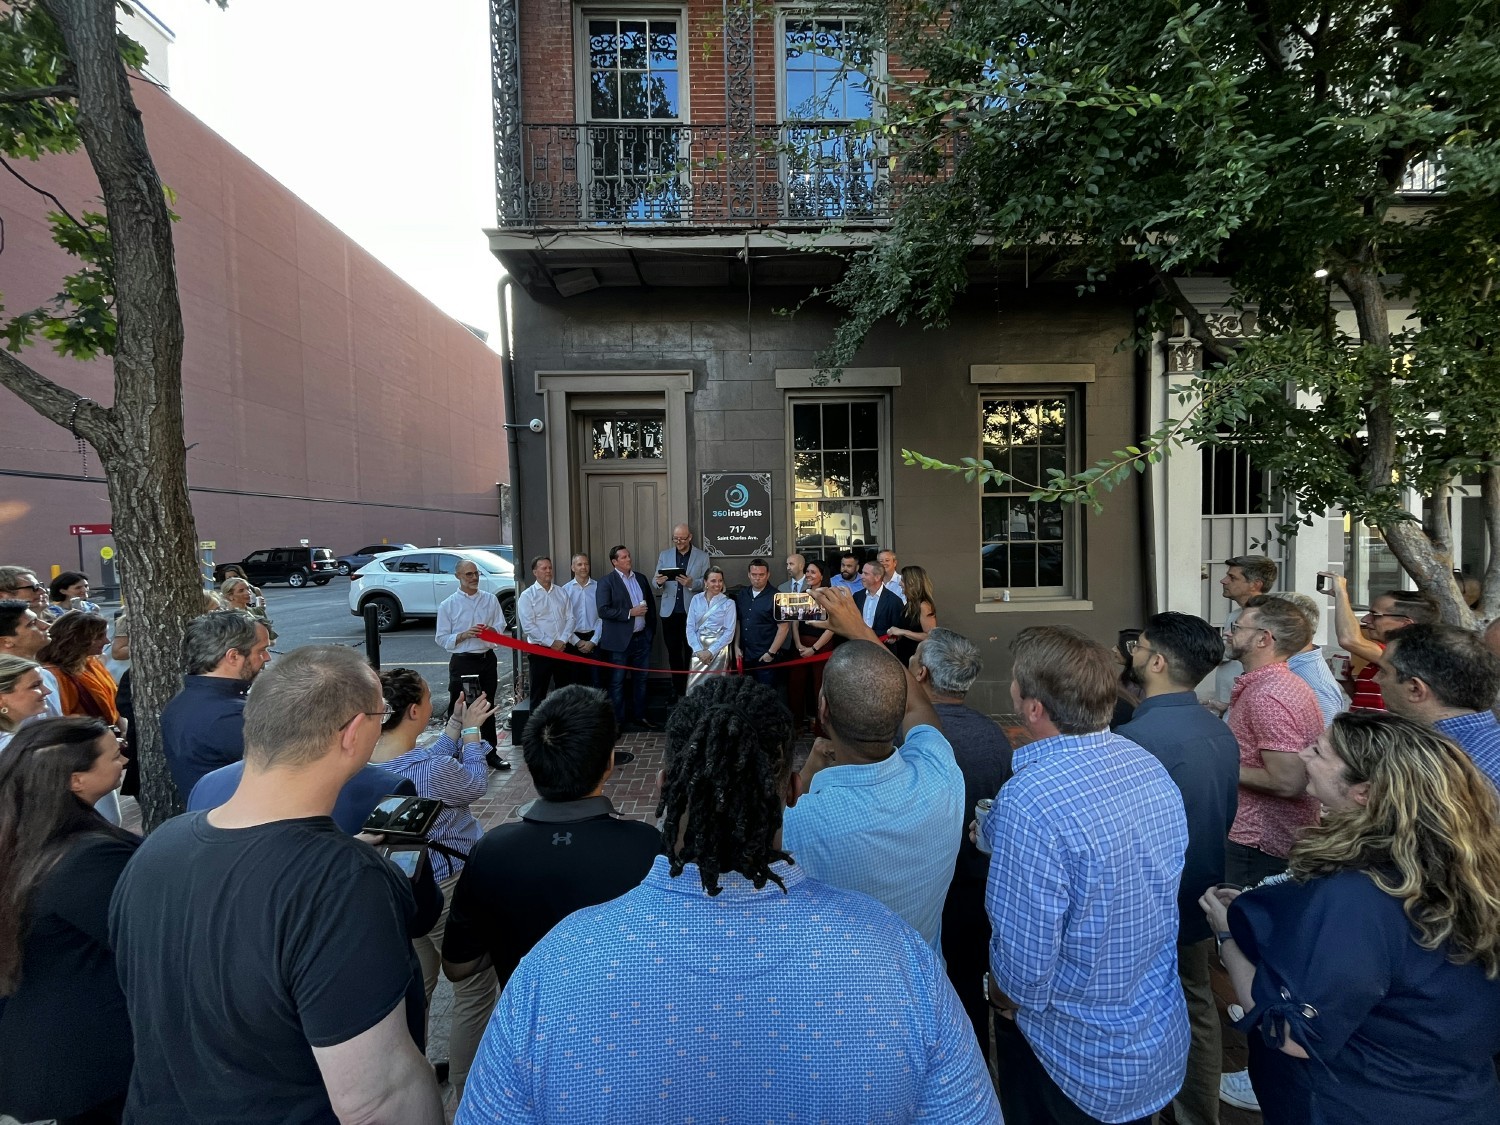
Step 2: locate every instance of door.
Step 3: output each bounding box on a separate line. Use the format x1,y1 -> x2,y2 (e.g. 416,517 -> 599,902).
388,552 -> 437,614
586,474 -> 667,577
432,552 -> 462,608
242,550 -> 273,583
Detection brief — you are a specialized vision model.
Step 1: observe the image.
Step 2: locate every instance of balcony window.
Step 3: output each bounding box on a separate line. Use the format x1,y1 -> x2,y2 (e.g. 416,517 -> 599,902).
781,15 -> 881,220
979,394 -> 1079,598
582,13 -> 683,221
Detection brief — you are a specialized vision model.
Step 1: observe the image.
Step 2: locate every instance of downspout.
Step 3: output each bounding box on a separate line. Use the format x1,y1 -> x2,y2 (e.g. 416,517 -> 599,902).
499,277 -> 522,560
1138,324 -> 1159,617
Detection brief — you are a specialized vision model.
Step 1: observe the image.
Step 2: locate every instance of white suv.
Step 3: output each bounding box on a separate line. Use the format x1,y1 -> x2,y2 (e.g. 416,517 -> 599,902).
348,547 -> 516,633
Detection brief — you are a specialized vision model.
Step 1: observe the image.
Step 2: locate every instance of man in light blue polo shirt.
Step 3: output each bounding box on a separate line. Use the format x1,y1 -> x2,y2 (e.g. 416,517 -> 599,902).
783,585 -> 965,951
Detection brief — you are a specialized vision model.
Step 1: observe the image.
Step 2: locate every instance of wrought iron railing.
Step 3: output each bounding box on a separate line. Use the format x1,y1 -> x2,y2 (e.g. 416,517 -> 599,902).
500,122 -> 942,228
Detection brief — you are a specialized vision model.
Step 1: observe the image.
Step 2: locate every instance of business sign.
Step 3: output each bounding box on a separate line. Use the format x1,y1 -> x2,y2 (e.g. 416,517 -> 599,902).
701,472 -> 773,557
69,523 -> 112,536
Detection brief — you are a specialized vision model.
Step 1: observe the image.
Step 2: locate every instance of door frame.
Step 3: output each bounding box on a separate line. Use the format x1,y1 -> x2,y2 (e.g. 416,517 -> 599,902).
536,370 -> 695,568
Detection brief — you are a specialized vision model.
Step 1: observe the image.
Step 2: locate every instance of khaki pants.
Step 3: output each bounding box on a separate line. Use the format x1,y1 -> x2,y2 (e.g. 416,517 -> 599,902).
412,872 -> 498,1096
1173,938 -> 1221,1125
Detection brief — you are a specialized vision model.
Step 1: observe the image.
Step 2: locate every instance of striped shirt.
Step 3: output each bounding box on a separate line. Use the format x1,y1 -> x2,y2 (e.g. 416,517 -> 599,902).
377,733 -> 488,881
1287,648 -> 1346,726
562,577 -> 600,642
983,729 -> 1189,1122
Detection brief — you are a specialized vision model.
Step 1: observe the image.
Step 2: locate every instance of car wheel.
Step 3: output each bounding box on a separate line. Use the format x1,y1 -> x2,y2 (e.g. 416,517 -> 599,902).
367,594 -> 401,632
287,569 -> 308,588
337,562 -> 352,576
313,578 -> 331,586
498,591 -> 517,632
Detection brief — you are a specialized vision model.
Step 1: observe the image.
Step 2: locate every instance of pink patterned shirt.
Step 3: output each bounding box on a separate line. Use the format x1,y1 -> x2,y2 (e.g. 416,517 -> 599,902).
1227,661 -> 1325,859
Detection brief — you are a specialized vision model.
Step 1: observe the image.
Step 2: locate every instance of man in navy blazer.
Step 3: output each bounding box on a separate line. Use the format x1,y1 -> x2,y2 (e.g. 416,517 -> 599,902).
596,545 -> 658,730
853,560 -> 905,637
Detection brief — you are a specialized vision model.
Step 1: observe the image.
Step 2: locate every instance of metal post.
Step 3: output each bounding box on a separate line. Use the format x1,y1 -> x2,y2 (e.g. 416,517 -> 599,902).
363,604 -> 382,670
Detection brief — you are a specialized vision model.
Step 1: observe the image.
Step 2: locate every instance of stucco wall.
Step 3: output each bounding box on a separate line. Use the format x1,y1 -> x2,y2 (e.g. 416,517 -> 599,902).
508,282 -> 1147,714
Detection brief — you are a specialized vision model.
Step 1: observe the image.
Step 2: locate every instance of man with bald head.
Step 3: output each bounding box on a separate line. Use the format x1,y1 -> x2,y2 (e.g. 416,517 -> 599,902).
782,586 -> 965,951
653,523 -> 710,699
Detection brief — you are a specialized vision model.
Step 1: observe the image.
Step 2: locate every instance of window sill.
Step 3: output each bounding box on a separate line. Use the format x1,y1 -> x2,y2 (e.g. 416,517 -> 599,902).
974,598 -> 1094,613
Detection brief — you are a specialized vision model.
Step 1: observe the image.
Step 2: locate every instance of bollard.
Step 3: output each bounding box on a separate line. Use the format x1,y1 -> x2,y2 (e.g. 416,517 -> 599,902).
363,603 -> 381,670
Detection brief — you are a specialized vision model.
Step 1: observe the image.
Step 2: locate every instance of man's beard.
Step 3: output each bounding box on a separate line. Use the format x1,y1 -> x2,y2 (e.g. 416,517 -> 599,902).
1122,659 -> 1144,687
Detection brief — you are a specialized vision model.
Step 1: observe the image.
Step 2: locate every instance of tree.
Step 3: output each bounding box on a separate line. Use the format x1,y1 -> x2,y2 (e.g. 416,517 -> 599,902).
823,0 -> 1500,625
1,0 -> 217,828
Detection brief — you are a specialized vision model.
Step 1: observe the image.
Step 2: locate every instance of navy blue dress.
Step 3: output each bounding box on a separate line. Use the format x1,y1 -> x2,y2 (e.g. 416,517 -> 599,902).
1229,869 -> 1500,1124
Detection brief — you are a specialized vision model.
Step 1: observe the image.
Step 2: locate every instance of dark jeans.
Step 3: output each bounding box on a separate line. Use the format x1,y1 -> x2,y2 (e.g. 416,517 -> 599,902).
941,878 -> 993,1062
564,642 -> 600,688
660,609 -> 689,697
446,649 -> 499,745
992,1012 -> 1153,1125
606,629 -> 652,722
527,651 -> 563,708
1224,840 -> 1287,888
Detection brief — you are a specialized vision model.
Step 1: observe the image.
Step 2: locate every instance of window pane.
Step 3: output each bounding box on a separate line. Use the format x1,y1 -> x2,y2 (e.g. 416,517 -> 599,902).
589,21 -> 617,68
793,403 -> 820,451
590,71 -> 618,119
979,395 -> 1074,595
822,402 -> 850,450
794,452 -> 823,494
1011,446 -> 1038,489
649,21 -> 677,65
851,402 -> 878,447
619,21 -> 648,69
853,451 -> 880,497
824,451 -> 851,497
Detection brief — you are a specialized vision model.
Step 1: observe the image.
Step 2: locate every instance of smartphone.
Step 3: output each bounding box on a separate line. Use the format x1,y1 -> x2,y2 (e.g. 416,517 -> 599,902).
378,845 -> 427,881
461,675 -> 480,704
1316,574 -> 1333,594
774,591 -> 827,623
362,795 -> 443,840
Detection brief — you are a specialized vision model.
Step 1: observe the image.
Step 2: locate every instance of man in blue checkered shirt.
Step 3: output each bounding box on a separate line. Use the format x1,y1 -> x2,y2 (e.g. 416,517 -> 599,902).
981,625 -> 1189,1124
1375,623 -> 1500,789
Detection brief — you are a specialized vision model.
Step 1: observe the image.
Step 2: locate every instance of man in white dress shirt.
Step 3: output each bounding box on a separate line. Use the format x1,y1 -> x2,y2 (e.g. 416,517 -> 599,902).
516,556 -> 573,709
562,553 -> 601,688
436,558 -> 510,765
877,549 -> 906,603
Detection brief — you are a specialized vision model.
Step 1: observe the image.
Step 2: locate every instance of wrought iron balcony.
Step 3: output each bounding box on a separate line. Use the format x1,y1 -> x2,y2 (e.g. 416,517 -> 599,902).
498,122 -> 942,229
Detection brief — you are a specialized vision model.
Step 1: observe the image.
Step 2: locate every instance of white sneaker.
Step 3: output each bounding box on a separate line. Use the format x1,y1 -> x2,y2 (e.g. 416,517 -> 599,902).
1219,1069 -> 1260,1111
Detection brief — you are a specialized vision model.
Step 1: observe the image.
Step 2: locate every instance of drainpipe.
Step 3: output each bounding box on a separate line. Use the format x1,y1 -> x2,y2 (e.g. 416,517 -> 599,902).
498,277 -> 521,560
1138,323 -> 1159,617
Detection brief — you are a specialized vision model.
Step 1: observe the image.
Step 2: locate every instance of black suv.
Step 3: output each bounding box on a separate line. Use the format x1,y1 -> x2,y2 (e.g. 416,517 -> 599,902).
214,547 -> 338,588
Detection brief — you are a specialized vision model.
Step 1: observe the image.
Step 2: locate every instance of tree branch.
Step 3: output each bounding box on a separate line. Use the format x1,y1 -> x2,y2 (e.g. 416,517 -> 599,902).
0,152 -> 90,234
0,83 -> 76,106
1153,268 -> 1238,364
0,346 -> 111,440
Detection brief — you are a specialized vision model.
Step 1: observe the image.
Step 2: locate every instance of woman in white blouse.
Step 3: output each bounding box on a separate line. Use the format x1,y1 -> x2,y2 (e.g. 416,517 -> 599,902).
685,566 -> 736,693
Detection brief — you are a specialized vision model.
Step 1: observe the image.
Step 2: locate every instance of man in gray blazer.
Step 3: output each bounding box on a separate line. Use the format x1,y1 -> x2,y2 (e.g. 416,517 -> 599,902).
653,523 -> 710,699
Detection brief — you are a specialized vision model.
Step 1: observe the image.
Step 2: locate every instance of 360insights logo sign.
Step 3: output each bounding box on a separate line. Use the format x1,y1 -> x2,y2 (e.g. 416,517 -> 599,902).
701,472 -> 772,555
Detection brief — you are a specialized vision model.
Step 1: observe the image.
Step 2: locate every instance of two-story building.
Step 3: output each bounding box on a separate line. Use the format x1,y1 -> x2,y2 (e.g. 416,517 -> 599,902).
485,0 -> 1450,708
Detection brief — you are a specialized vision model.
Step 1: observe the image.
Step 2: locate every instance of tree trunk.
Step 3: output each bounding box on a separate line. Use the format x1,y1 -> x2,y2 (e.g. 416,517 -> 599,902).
33,0 -> 202,827
1341,251 -> 1473,626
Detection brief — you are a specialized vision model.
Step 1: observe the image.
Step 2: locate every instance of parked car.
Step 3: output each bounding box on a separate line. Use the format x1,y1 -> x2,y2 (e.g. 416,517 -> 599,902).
334,543 -> 417,576
457,544 -> 514,565
214,547 -> 339,588
348,547 -> 517,633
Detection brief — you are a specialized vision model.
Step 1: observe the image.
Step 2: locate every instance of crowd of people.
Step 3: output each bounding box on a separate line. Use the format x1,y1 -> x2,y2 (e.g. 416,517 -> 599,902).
1,547 -> 1499,1125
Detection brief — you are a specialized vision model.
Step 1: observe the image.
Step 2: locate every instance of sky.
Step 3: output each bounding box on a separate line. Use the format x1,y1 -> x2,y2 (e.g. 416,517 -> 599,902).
139,0 -> 504,345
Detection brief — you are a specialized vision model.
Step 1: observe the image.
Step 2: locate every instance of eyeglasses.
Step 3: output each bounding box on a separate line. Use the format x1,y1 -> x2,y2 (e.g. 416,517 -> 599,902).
1224,621 -> 1268,637
1125,639 -> 1147,655
5,583 -> 43,594
339,703 -> 394,731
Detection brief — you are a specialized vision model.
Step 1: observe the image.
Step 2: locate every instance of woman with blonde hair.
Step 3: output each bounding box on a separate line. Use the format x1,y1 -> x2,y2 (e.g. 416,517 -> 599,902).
1201,711 -> 1500,1123
886,564 -> 937,666
219,576 -> 276,640
685,565 -> 736,693
0,655 -> 51,752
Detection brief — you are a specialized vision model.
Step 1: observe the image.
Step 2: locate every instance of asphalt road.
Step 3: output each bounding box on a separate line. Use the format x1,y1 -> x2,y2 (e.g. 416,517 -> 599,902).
257,579 -> 516,712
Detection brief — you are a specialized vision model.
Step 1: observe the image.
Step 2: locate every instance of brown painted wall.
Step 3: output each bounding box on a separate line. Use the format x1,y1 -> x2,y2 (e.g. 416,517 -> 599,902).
0,80 -> 507,577
508,283 -> 1147,715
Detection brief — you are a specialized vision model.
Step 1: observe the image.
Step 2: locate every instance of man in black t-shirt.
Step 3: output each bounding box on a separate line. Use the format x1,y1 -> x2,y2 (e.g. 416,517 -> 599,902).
108,646 -> 442,1125
442,684 -> 661,989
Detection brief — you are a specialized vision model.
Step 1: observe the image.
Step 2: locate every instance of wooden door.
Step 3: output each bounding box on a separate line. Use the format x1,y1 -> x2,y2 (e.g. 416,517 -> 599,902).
585,473 -> 668,574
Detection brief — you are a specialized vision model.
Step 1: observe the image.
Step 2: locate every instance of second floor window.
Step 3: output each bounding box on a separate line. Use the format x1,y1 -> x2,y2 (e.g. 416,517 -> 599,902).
782,15 -> 880,220
584,14 -> 683,221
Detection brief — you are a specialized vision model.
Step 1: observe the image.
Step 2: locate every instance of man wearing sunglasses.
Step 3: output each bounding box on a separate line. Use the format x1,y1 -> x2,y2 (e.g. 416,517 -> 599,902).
0,566 -> 50,614
1318,572 -> 1439,710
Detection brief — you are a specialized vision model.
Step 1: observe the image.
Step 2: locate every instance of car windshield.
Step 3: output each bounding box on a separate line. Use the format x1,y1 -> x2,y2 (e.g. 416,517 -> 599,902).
462,550 -> 515,577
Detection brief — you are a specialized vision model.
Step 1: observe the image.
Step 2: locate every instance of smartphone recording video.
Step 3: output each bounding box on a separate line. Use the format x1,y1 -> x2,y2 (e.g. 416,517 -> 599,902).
774,591 -> 826,624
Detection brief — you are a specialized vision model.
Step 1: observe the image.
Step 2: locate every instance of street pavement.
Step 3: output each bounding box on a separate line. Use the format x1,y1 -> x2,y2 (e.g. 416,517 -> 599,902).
257,578 -> 515,711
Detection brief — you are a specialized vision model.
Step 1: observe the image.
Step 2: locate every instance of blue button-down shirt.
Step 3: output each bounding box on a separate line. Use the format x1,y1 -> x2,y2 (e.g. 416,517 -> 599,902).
458,856 -> 1000,1124
983,729 -> 1189,1122
782,724 -> 965,950
1287,648 -> 1346,727
1435,710 -> 1500,791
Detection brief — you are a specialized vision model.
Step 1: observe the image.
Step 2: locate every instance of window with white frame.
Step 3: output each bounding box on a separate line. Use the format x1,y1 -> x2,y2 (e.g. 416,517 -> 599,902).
979,393 -> 1079,598
580,11 -> 684,221
790,397 -> 887,563
780,13 -> 881,219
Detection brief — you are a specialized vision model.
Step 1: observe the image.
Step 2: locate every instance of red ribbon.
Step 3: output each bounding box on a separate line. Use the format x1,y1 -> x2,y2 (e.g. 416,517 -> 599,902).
475,626 -> 841,676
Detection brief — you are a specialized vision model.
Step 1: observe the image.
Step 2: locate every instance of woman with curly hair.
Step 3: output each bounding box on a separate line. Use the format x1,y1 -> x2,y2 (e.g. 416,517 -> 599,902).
1201,711 -> 1500,1123
37,612 -> 117,726
0,717 -> 135,1124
